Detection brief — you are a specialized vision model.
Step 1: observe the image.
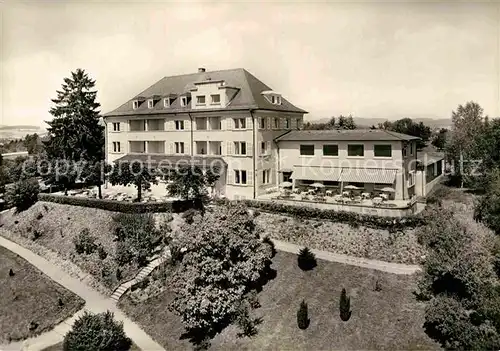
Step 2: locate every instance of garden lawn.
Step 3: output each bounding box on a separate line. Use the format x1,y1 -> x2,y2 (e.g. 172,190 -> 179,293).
255,212 -> 425,264
119,251 -> 439,350
0,201 -> 169,294
0,246 -> 84,343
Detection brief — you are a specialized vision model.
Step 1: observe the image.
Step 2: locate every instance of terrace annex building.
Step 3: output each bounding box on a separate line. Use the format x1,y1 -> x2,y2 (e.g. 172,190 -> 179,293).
104,67 -> 443,204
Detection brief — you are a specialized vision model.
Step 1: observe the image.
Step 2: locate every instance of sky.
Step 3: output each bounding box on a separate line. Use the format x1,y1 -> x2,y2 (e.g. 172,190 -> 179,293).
1,0 -> 499,127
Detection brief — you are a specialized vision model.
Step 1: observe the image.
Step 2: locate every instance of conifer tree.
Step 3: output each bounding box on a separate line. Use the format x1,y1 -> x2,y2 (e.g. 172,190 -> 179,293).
297,300 -> 310,330
339,288 -> 352,321
297,247 -> 317,271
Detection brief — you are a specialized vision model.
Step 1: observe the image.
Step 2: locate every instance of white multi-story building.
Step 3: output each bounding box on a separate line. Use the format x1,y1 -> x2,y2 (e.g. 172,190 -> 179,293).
104,67 -> 444,203
103,68 -> 307,199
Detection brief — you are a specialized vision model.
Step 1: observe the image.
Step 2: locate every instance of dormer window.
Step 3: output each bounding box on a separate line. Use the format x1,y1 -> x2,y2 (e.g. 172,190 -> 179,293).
261,91 -> 282,105
163,98 -> 170,108
181,96 -> 188,107
132,100 -> 139,110
147,99 -> 154,109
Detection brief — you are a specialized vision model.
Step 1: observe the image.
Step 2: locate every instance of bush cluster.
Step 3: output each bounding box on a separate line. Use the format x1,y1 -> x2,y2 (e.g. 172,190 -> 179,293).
417,205 -> 500,349
214,198 -> 426,230
38,193 -> 199,213
63,311 -> 132,351
7,178 -> 40,212
73,228 -> 98,255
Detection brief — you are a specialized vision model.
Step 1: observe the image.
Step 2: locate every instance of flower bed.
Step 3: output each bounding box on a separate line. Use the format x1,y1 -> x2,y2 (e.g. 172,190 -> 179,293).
255,212 -> 426,264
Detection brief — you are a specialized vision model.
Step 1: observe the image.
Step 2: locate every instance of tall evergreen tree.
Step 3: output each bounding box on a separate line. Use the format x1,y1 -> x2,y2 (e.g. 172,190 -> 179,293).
44,69 -> 104,162
43,69 -> 104,192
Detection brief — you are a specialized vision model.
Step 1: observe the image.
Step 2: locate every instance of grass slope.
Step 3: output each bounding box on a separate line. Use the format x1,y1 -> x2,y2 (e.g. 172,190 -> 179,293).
120,251 -> 439,350
0,246 -> 84,343
0,202 -> 139,293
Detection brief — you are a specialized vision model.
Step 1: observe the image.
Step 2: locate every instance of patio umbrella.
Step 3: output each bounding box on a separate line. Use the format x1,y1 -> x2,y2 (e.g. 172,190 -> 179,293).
344,185 -> 359,190
380,187 -> 396,192
310,183 -> 325,188
280,181 -> 293,187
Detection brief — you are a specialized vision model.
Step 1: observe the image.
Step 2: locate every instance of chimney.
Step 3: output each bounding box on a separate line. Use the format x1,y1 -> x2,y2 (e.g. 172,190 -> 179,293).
198,67 -> 206,73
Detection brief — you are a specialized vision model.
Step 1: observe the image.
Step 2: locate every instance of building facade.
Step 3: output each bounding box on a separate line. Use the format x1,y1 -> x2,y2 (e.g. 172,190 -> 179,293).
104,67 -> 441,202
274,129 -> 419,200
103,68 -> 307,199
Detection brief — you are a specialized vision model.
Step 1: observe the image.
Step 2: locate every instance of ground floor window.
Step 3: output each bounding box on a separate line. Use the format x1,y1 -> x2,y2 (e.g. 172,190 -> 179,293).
234,170 -> 247,185
324,181 -> 339,186
262,169 -> 271,184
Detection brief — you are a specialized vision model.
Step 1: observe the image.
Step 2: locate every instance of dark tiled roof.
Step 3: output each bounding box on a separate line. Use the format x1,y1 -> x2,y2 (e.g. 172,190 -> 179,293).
113,154 -> 227,169
275,129 -> 420,142
104,68 -> 307,117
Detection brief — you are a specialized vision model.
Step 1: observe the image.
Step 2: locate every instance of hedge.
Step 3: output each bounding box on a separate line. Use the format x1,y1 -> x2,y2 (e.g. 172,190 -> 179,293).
214,198 -> 427,230
38,193 -> 200,213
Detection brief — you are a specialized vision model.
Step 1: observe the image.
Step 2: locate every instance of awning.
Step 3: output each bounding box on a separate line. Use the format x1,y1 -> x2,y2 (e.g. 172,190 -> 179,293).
291,166 -> 341,181
339,168 -> 397,184
278,168 -> 293,173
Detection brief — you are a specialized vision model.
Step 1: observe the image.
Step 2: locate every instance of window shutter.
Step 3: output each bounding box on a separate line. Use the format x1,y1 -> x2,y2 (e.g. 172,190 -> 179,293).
247,169 -> 253,185
266,141 -> 271,155
226,141 -> 233,155
184,142 -> 190,155
226,117 -> 233,131
168,142 -> 174,154
247,142 -> 253,156
280,117 -> 285,129
227,170 -> 233,185
247,116 -> 252,130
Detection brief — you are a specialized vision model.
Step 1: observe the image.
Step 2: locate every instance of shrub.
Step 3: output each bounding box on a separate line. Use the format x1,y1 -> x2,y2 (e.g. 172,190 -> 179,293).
7,178 -> 39,212
73,229 -> 98,255
63,310 -> 132,351
32,229 -> 42,240
115,242 -> 133,266
214,198 -> 426,230
182,208 -> 199,224
297,247 -> 317,271
36,212 -> 43,220
339,288 -> 352,321
98,245 -> 108,260
262,236 -> 276,258
9,268 -> 14,276
113,213 -> 160,266
116,268 -> 122,281
38,193 -> 196,213
297,300 -> 310,330
374,279 -> 382,292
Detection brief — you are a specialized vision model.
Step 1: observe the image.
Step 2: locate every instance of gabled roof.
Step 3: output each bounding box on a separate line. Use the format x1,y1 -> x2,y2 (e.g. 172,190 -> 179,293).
104,68 -> 307,117
275,129 -> 420,142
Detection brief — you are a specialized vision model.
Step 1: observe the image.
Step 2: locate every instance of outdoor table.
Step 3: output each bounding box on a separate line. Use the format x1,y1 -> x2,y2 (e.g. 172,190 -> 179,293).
342,191 -> 350,197
372,197 -> 383,205
380,193 -> 389,200
361,192 -> 371,199
325,190 -> 333,196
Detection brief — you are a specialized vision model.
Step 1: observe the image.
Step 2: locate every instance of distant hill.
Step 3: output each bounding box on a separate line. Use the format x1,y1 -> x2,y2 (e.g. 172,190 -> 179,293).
0,125 -> 43,131
306,117 -> 452,130
0,125 -> 47,140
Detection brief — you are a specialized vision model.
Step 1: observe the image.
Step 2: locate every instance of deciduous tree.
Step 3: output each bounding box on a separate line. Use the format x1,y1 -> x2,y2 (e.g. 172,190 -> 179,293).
168,204 -> 274,346
108,161 -> 156,201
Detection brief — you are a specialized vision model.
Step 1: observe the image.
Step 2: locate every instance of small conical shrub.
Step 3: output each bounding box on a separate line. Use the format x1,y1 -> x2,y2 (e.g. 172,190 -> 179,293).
297,300 -> 310,329
9,268 -> 14,276
339,288 -> 352,321
58,298 -> 64,307
116,268 -> 122,281
297,247 -> 317,271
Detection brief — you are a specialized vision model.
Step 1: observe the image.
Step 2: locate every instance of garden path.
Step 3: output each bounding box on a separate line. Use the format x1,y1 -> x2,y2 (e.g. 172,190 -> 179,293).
0,236 -> 165,351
